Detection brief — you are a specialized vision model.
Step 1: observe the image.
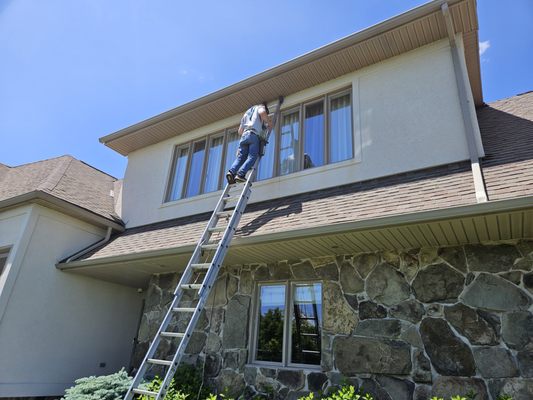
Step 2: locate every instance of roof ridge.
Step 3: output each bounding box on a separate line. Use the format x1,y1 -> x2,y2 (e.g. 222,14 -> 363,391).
9,154 -> 74,169
38,156 -> 74,193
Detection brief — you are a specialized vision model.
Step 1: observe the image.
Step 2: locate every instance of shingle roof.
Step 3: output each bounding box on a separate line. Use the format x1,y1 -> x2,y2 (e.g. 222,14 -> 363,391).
478,91 -> 533,201
71,91 -> 533,263
0,155 -> 121,222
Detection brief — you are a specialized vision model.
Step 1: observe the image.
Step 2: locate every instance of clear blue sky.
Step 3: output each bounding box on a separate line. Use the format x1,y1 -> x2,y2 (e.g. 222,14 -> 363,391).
1,0 -> 531,178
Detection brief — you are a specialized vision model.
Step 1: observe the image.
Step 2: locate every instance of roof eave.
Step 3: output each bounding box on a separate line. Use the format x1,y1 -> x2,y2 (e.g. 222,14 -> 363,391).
100,0 -> 478,154
57,194 -> 533,270
0,191 -> 125,232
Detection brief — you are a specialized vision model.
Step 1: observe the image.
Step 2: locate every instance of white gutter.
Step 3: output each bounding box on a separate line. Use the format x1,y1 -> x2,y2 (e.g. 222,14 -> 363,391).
64,226 -> 113,264
442,2 -> 488,203
57,195 -> 533,270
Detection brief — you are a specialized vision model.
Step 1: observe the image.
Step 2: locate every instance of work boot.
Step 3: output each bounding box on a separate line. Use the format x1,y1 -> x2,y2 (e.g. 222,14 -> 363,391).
235,175 -> 246,183
226,171 -> 235,184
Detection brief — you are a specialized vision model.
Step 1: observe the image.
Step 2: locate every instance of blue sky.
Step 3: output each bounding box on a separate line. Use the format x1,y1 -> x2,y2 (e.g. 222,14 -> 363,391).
1,0 -> 532,178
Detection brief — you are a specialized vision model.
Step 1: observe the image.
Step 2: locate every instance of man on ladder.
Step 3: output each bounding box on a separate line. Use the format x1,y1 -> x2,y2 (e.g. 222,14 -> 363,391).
226,102 -> 272,184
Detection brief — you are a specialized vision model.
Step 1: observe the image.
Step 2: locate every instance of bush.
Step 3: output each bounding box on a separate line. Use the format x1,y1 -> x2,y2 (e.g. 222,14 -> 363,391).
298,386 -> 374,400
62,368 -> 132,400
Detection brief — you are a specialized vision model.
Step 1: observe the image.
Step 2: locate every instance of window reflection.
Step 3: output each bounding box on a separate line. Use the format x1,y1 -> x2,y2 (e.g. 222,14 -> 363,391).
329,93 -> 353,163
291,283 -> 322,365
256,285 -> 285,363
304,102 -> 324,169
280,112 -> 300,176
257,126 -> 276,181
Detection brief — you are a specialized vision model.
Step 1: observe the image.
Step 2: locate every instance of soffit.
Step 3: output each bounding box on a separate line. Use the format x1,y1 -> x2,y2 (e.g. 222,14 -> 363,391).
101,0 -> 482,156
62,206 -> 533,288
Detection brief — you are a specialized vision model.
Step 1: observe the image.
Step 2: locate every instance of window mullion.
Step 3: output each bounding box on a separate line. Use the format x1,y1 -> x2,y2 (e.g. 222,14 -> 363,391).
324,96 -> 329,165
181,142 -> 193,199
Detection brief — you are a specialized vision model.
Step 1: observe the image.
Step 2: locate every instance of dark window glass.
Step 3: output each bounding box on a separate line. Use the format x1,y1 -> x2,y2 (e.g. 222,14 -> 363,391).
223,130 -> 240,178
291,283 -> 322,365
185,140 -> 206,197
256,285 -> 286,363
304,102 -> 324,169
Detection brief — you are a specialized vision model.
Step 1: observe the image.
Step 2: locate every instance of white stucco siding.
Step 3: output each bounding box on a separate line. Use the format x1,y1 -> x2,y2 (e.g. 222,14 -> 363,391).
122,38 -> 478,227
0,206 -> 142,397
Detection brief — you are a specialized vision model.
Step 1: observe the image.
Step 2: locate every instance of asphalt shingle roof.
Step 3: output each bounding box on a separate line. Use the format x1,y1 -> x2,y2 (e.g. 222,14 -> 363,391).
71,91 -> 533,263
0,155 -> 120,222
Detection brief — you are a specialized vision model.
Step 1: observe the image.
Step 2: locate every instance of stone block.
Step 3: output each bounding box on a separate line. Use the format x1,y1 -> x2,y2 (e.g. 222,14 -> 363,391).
473,346 -> 518,378
366,263 -> 410,306
333,336 -> 411,375
465,244 -> 520,273
412,263 -> 465,303
444,303 -> 500,345
420,317 -> 475,376
390,299 -> 425,323
461,273 -> 531,311
359,300 -> 387,319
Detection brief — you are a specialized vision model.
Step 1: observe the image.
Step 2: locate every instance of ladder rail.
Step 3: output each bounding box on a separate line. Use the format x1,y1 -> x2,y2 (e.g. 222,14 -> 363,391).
125,96 -> 283,400
124,184 -> 232,397
157,181 -> 253,398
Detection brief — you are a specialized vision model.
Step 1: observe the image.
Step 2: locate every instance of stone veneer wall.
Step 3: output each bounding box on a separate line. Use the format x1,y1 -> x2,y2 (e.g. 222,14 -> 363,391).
134,241 -> 533,400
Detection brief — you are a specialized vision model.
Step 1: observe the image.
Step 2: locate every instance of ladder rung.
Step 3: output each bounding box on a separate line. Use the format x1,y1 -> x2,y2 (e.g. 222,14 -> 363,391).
133,388 -> 158,396
301,333 -> 320,337
191,263 -> 211,270
208,227 -> 226,233
201,244 -> 219,250
216,211 -> 232,218
172,307 -> 196,313
148,358 -> 173,366
181,284 -> 202,290
301,350 -> 320,354
161,331 -> 186,338
223,196 -> 240,202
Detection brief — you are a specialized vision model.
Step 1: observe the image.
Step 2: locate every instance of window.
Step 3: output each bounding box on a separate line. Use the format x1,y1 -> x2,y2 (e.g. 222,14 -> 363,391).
0,249 -> 9,278
304,101 -> 325,169
279,111 -> 300,176
253,281 -> 322,367
203,135 -> 224,193
329,92 -> 353,163
165,87 -> 354,202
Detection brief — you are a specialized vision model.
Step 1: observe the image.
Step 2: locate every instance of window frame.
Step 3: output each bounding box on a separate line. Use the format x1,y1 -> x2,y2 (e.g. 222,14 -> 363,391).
0,247 -> 10,279
164,86 -> 354,203
326,87 -> 355,165
249,280 -> 323,369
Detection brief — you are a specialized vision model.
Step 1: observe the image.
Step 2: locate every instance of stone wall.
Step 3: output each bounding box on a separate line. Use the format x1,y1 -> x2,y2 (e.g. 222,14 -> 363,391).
134,240 -> 533,400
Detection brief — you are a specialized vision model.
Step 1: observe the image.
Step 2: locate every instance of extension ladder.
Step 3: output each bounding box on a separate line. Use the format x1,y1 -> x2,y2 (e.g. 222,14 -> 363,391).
124,97 -> 283,400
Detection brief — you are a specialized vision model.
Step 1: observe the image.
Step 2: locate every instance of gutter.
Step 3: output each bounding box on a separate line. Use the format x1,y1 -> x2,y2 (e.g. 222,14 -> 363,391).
100,0 -> 463,146
0,191 -> 124,232
64,226 -> 113,263
441,2 -> 488,203
57,195 -> 533,270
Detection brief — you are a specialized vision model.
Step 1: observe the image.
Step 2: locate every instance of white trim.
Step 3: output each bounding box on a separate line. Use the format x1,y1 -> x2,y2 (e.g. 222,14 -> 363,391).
250,280 -> 323,368
441,3 -> 488,203
0,206 -> 39,324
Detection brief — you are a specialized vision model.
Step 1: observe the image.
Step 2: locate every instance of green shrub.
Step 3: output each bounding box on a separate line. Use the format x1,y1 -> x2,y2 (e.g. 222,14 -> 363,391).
61,368 -> 131,400
298,385 -> 373,400
138,376 -> 187,400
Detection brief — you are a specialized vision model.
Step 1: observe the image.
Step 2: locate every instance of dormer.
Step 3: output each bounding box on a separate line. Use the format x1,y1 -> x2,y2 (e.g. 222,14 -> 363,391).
100,0 -> 484,228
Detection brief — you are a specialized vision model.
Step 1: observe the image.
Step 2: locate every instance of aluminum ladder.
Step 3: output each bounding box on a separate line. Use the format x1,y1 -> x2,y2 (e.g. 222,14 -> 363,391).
124,97 -> 283,400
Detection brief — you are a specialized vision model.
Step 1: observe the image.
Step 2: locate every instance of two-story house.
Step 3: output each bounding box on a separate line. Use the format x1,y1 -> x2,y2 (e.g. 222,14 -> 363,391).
1,0 -> 533,399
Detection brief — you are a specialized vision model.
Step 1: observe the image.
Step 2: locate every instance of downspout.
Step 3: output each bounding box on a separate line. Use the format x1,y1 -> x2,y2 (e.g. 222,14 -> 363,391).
64,226 -> 113,264
441,2 -> 488,203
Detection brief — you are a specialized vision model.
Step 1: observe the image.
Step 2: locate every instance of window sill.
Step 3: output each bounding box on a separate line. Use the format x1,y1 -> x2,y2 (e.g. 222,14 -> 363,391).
159,156 -> 359,210
245,363 -> 323,372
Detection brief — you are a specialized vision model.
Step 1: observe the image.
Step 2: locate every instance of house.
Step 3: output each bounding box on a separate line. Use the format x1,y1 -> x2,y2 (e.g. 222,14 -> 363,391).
1,0 -> 533,398
0,156 -> 142,397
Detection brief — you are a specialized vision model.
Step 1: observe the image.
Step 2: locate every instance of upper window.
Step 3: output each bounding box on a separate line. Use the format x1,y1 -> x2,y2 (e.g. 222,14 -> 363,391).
0,248 -> 10,278
253,281 -> 322,367
165,87 -> 353,201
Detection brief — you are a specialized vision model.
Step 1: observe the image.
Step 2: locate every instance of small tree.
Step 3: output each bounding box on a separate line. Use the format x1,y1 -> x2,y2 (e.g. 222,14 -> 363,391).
62,368 -> 131,400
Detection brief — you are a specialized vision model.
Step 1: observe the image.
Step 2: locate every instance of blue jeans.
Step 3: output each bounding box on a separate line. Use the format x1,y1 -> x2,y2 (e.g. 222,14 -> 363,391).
229,131 -> 260,178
